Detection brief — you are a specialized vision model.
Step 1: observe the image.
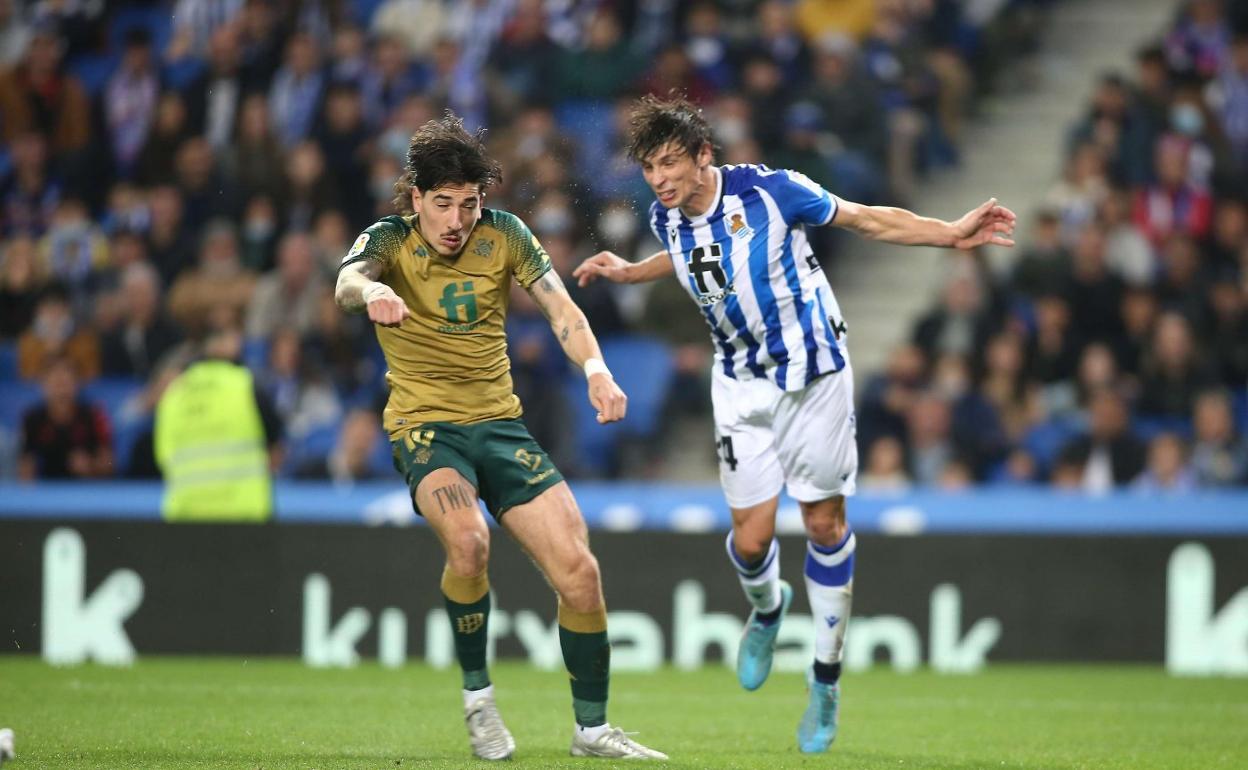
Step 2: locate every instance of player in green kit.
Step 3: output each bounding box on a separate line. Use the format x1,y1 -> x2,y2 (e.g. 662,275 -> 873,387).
334,114 -> 667,761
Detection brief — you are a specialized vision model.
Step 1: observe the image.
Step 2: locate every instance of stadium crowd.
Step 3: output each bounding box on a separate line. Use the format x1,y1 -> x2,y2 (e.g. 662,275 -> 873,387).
2,0 -> 1244,492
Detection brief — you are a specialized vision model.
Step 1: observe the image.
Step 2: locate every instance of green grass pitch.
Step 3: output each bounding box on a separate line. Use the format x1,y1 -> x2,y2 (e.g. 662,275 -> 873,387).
1,658 -> 1245,769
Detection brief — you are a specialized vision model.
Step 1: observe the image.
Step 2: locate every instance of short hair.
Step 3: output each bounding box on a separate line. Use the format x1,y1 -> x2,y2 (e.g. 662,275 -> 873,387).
392,112 -> 502,214
625,93 -> 714,164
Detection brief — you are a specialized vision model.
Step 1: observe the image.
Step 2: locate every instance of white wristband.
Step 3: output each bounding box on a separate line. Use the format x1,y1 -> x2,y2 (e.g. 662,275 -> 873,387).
362,281 -> 390,303
583,358 -> 611,379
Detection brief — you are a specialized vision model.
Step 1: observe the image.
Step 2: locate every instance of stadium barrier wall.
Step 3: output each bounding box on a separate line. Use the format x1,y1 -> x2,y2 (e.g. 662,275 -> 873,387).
3,521 -> 1246,676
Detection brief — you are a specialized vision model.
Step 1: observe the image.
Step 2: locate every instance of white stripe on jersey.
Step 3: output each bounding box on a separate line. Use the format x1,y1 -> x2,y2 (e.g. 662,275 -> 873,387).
649,164 -> 847,391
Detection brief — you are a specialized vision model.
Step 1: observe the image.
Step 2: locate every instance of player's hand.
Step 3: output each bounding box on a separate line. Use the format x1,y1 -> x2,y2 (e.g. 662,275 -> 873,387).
951,198 -> 1017,250
573,251 -> 632,287
587,372 -> 627,424
364,283 -> 411,327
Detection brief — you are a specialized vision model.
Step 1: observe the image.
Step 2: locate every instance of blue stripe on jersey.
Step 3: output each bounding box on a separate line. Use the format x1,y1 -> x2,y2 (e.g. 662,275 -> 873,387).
741,190 -> 790,388
777,228 -> 822,383
706,213 -> 766,378
813,285 -> 847,371
674,217 -> 738,378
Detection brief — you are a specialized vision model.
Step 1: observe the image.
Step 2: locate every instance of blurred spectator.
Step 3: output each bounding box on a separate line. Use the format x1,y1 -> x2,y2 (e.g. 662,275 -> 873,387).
175,136 -> 240,229
0,24 -> 89,155
282,141 -> 339,231
1114,285 -> 1161,375
245,231 -> 326,340
1164,0 -> 1230,79
1206,278 -> 1248,387
135,91 -> 193,187
100,262 -> 179,379
980,331 -> 1039,444
859,343 -> 927,449
905,391 -> 956,487
1132,432 -> 1196,492
801,34 -> 887,184
360,33 -> 425,130
0,0 -> 30,67
17,284 -> 99,380
1011,208 -> 1071,298
38,198 -> 109,313
166,0 -> 243,62
740,54 -> 790,155
227,93 -> 286,202
257,327 -> 341,439
268,31 -> 326,149
0,234 -> 47,339
1190,389 -> 1248,486
105,28 -> 160,177
166,220 -> 256,337
145,184 -> 196,287
683,2 -> 735,92
639,43 -> 716,105
487,0 -> 558,111
1133,135 -> 1213,247
912,263 -> 994,360
185,23 -> 246,152
556,8 -> 647,101
295,407 -> 386,483
1066,223 -> 1126,344
1203,197 -> 1247,276
1075,342 -> 1125,409
370,0 -> 446,60
1137,311 -> 1218,419
859,435 -> 911,492
1045,141 -> 1109,235
239,194 -> 279,272
1054,387 -> 1147,493
329,22 -> 368,86
19,357 -> 112,480
1027,293 -> 1082,390
1,131 -> 60,236
313,84 -> 371,224
1208,34 -> 1248,173
1098,189 -> 1154,286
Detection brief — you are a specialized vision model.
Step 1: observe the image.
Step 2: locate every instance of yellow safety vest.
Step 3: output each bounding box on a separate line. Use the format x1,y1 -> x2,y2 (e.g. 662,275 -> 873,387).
155,360 -> 272,522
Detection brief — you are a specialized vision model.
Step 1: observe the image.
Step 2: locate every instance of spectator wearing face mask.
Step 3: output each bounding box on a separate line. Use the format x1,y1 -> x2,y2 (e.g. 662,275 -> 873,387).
17,283 -> 99,381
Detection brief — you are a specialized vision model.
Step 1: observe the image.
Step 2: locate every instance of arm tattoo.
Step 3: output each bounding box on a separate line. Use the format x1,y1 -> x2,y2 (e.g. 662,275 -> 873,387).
560,325 -> 570,342
574,319 -> 587,332
431,483 -> 474,514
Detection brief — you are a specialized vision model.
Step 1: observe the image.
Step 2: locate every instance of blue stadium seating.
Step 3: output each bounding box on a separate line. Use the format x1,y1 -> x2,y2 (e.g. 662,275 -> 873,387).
0,380 -> 43,431
563,334 -> 675,476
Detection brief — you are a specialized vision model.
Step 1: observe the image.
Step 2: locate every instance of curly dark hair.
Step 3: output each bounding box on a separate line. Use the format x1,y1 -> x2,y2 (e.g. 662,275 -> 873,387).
625,93 -> 714,164
392,112 -> 503,214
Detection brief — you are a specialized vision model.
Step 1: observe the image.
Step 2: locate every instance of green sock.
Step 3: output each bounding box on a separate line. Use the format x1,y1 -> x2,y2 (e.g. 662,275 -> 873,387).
442,569 -> 491,691
559,620 -> 610,727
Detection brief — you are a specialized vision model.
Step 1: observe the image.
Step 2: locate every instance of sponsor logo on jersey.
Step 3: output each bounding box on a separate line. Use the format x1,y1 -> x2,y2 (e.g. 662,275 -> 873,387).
514,448 -> 543,472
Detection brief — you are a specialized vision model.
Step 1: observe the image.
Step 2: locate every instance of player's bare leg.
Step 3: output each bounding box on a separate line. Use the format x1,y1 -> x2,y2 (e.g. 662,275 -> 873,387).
418,468 -> 514,761
503,482 -> 667,760
798,495 -> 855,753
729,496 -> 793,690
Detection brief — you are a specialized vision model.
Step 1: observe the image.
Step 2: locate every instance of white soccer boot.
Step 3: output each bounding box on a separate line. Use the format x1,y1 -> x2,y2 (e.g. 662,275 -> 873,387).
570,725 -> 668,760
464,691 -> 515,760
0,727 -> 14,766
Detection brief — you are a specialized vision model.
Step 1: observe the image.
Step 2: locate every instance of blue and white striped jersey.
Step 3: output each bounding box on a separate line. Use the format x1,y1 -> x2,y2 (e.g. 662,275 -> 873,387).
648,164 -> 849,391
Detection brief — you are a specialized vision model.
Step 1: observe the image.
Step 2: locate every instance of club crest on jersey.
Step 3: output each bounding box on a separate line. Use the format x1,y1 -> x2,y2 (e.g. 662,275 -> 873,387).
728,214 -> 754,240
341,233 -> 369,263
472,238 -> 495,258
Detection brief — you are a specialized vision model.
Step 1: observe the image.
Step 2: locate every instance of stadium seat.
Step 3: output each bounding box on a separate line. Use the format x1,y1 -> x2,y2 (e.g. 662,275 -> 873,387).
69,53 -> 119,96
1022,416 -> 1081,475
563,334 -> 675,476
282,423 -> 339,477
82,377 -> 147,472
0,380 -> 44,432
1232,389 -> 1248,434
108,6 -> 174,53
349,0 -> 387,25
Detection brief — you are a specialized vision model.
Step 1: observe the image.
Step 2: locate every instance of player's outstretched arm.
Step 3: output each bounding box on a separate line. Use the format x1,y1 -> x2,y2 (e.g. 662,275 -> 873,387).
573,249 -> 675,287
334,259 -> 411,327
526,270 -> 628,424
833,197 -> 1017,250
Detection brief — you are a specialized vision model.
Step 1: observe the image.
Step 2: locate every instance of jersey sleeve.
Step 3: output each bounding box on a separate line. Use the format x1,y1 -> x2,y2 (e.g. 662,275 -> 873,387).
337,217 -> 408,272
762,169 -> 838,227
647,201 -> 665,245
495,210 -> 553,289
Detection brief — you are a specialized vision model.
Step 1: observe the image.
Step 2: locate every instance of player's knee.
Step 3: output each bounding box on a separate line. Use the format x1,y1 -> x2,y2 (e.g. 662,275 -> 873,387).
732,530 -> 772,563
558,551 -> 603,613
444,528 -> 490,576
802,498 -> 847,547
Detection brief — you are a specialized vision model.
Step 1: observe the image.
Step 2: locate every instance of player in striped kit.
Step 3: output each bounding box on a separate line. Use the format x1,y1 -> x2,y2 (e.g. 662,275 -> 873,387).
574,95 -> 1015,753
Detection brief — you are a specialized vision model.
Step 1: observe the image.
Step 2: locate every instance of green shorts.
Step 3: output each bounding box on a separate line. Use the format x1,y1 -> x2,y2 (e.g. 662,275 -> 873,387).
391,418 -> 564,519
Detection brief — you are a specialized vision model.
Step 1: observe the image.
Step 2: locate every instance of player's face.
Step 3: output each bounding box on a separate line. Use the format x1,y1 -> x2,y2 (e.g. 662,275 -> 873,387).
412,183 -> 483,257
640,141 -> 713,210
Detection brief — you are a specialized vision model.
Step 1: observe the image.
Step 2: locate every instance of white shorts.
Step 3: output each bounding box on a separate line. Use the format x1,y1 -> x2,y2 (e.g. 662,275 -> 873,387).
711,363 -> 858,509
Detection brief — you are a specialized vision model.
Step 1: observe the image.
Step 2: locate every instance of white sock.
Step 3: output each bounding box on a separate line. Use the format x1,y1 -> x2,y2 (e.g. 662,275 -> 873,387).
726,532 -> 781,614
577,723 -> 610,741
804,529 -> 855,664
463,683 -> 494,708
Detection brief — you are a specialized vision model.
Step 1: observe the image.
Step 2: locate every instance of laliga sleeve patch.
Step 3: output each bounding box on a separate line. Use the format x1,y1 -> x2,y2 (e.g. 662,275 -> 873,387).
342,232 -> 370,263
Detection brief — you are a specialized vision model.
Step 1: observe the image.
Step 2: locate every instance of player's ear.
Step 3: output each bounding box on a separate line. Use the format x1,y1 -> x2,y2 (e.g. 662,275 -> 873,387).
410,186 -> 423,214
696,141 -> 714,168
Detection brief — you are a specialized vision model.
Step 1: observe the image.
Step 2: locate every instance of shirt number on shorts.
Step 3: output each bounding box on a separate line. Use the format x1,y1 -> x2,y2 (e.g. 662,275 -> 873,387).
716,435 -> 739,472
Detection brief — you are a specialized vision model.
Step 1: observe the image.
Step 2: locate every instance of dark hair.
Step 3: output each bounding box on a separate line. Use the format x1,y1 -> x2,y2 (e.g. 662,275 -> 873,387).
625,93 -> 714,164
392,112 -> 502,214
